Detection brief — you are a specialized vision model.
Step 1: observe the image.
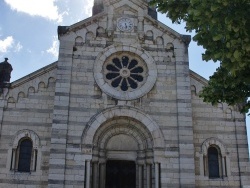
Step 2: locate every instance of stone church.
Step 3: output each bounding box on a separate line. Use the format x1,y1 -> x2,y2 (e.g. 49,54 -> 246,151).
0,0 -> 249,187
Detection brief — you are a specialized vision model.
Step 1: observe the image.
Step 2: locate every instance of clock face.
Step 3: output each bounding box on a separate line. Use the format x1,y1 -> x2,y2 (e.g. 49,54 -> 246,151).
117,17 -> 134,31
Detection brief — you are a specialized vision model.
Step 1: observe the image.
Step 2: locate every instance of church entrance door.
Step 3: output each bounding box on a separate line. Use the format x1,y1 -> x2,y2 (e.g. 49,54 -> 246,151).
105,160 -> 136,188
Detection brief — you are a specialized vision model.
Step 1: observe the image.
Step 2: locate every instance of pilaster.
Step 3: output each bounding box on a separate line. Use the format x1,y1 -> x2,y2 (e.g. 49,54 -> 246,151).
234,112 -> 250,187
175,43 -> 195,187
0,91 -> 8,138
48,39 -> 74,188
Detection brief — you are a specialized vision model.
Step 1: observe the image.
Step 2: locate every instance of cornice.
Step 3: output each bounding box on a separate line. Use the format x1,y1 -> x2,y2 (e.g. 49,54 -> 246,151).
11,62 -> 57,88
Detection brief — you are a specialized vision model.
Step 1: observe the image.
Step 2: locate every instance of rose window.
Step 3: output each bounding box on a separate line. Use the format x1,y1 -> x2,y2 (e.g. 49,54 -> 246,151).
94,47 -> 157,100
104,55 -> 147,92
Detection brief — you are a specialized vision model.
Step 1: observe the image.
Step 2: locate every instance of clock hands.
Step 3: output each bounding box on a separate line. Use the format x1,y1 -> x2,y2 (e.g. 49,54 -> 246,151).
117,17 -> 134,31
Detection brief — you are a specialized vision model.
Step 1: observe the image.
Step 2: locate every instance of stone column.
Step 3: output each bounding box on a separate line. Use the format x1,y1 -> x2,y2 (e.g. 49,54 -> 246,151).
222,157 -> 226,178
138,164 -> 143,188
146,164 -> 151,188
92,162 -> 98,188
107,5 -> 114,37
85,160 -> 91,188
226,155 -> 231,176
154,163 -> 159,188
204,156 -> 208,176
11,149 -> 16,170
99,163 -> 106,188
138,17 -> 144,40
32,149 -> 37,171
199,153 -> 204,176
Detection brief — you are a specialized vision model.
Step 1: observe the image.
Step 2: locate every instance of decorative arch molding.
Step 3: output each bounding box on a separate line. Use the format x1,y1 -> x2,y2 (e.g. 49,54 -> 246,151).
190,85 -> 197,96
201,137 -> 228,156
6,76 -> 56,105
86,31 -> 94,41
38,82 -> 46,89
48,77 -> 56,86
146,30 -> 153,40
7,129 -> 41,173
83,106 -> 163,188
156,36 -> 164,45
199,137 -> 231,178
82,106 -> 165,149
12,129 -> 40,149
93,118 -> 153,151
28,86 -> 35,94
7,97 -> 15,103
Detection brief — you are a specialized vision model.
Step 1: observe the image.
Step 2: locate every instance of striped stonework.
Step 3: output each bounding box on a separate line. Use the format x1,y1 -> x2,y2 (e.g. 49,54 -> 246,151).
0,0 -> 249,187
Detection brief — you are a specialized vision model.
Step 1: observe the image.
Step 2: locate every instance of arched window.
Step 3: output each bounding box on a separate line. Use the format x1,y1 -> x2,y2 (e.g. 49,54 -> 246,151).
199,138 -> 231,179
208,146 -> 220,178
18,139 -> 33,172
9,130 -> 40,173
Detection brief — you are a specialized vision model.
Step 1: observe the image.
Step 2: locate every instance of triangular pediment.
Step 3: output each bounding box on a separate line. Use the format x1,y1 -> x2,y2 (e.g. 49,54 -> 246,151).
58,13 -> 189,46
114,4 -> 138,16
106,0 -> 148,10
57,0 -> 190,47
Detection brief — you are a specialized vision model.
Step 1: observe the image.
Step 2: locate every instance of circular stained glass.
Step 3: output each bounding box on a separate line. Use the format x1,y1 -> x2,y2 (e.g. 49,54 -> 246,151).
94,46 -> 157,100
103,53 -> 147,92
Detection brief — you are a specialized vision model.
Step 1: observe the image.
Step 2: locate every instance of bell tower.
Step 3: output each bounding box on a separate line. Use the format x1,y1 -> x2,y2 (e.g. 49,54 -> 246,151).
92,0 -> 157,19
92,0 -> 103,16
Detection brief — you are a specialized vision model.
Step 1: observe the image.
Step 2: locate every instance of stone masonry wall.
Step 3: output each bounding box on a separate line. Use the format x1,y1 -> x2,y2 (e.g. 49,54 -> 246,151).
191,72 -> 250,187
51,3 -> 195,186
0,67 -> 56,187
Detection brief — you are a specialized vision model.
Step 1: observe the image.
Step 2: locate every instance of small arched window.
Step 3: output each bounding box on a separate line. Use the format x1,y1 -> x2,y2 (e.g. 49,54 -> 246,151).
208,146 -> 220,178
200,138 -> 231,179
18,139 -> 33,172
10,130 -> 40,173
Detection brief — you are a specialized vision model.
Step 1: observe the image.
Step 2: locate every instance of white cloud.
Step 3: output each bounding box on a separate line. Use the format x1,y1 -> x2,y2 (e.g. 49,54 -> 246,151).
0,36 -> 14,53
0,37 -> 23,57
84,0 -> 94,17
14,42 -> 23,52
4,0 -> 65,23
47,37 -> 59,58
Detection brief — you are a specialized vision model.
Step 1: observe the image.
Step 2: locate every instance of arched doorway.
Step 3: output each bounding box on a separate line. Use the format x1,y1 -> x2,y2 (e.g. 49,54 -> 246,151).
82,106 -> 164,188
92,117 -> 154,188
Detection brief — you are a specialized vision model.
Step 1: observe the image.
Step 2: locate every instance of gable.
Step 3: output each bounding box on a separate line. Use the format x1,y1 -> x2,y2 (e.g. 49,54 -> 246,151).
190,70 -> 208,94
58,0 -> 189,48
3,62 -> 57,103
114,4 -> 138,17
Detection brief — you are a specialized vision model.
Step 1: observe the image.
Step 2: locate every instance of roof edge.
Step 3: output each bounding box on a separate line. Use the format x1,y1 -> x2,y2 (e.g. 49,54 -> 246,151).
11,62 -> 57,88
58,11 -> 190,44
57,12 -> 106,37
189,69 -> 208,86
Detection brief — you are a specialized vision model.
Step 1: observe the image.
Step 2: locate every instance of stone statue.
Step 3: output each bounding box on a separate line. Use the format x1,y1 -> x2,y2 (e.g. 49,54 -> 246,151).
0,58 -> 13,88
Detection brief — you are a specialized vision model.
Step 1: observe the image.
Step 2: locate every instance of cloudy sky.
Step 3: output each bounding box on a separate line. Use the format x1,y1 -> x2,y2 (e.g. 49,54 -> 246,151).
0,0 -> 93,80
0,0 -> 249,149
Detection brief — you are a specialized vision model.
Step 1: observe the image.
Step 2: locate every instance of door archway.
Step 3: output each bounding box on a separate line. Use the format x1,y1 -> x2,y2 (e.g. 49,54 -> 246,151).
92,117 -> 154,188
82,106 -> 164,188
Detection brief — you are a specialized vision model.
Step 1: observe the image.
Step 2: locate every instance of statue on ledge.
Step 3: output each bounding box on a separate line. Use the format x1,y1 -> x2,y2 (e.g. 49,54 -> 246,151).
0,58 -> 13,89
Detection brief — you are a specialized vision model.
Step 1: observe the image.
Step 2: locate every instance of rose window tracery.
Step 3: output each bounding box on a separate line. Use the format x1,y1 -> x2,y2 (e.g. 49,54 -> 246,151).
94,46 -> 157,100
104,54 -> 147,92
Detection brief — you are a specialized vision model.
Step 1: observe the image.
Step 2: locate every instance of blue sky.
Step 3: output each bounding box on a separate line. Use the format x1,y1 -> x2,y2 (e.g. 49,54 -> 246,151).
0,0 -> 249,152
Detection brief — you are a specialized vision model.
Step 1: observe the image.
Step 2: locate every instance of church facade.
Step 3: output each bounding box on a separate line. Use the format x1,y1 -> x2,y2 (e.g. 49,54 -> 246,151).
0,0 -> 249,187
